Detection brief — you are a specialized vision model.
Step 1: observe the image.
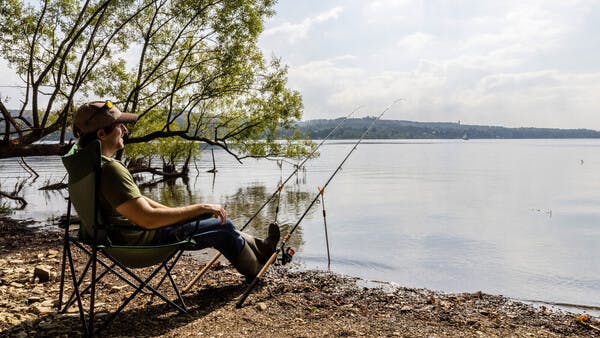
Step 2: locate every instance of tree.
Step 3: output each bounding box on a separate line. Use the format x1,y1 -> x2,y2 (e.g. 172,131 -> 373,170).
0,0 -> 308,163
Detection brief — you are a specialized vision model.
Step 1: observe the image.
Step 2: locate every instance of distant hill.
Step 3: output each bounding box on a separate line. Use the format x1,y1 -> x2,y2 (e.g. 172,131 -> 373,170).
288,117 -> 600,139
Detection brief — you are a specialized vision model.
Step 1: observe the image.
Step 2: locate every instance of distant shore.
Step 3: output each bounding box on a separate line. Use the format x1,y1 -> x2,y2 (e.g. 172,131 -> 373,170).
1,215 -> 598,337
287,118 -> 600,140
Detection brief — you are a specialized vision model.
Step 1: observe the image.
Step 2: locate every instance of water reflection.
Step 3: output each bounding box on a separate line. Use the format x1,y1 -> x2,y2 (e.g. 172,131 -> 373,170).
222,184 -> 313,250
140,176 -> 195,207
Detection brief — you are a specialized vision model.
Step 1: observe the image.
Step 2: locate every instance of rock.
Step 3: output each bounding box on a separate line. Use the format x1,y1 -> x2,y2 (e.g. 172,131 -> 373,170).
110,285 -> 127,293
47,249 -> 59,257
58,312 -> 79,318
38,320 -> 60,329
31,286 -> 45,295
33,266 -> 52,283
28,296 -> 42,304
400,305 -> 413,313
41,299 -> 56,308
9,259 -> 25,264
30,304 -> 54,315
10,282 -> 24,288
256,302 -> 267,311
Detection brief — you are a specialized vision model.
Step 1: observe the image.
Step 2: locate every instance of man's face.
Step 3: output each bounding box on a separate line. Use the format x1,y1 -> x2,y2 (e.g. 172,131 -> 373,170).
101,123 -> 128,155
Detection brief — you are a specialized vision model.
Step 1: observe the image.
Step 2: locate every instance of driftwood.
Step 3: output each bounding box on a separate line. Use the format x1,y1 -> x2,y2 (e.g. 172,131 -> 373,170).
39,182 -> 68,190
39,173 -> 68,190
129,166 -> 187,188
0,190 -> 27,208
0,179 -> 28,208
129,167 -> 186,178
207,148 -> 218,173
18,157 -> 39,178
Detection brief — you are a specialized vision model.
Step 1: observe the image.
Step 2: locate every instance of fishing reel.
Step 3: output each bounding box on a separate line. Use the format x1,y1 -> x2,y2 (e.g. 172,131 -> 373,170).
278,246 -> 295,265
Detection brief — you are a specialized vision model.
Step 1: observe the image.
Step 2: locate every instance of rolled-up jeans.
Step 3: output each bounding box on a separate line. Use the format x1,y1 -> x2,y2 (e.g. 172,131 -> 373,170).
152,217 -> 245,262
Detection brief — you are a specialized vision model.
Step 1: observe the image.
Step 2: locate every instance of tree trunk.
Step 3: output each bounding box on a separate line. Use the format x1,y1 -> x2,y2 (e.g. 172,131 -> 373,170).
0,143 -> 73,159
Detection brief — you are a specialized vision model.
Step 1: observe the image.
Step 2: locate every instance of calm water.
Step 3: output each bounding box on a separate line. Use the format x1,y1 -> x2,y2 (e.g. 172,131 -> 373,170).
1,139 -> 599,311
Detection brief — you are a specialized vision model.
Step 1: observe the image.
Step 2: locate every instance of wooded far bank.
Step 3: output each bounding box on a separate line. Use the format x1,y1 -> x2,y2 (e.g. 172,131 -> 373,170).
283,117 -> 600,139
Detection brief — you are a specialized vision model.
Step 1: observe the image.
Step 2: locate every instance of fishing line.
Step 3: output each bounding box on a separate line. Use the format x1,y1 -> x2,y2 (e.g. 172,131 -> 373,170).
236,99 -> 403,307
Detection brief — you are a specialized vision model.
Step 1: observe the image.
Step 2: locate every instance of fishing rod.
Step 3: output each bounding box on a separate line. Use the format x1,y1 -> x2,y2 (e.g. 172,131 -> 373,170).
183,106 -> 362,292
236,99 -> 402,308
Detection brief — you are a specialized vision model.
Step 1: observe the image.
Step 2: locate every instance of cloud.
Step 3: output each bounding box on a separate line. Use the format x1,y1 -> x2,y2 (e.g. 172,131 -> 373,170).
261,1 -> 600,128
364,0 -> 419,24
288,54 -> 600,129
455,4 -> 569,69
263,7 -> 343,44
397,32 -> 435,53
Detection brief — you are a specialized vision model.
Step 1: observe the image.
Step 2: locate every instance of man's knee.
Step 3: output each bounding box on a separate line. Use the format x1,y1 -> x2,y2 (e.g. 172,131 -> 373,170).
222,219 -> 238,232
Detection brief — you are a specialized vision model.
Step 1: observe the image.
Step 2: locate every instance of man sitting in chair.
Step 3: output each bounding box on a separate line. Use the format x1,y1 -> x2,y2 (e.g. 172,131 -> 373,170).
72,100 -> 279,279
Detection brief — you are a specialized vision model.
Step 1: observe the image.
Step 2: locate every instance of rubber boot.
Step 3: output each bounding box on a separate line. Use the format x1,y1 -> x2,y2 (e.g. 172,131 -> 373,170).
229,242 -> 261,279
239,223 -> 280,264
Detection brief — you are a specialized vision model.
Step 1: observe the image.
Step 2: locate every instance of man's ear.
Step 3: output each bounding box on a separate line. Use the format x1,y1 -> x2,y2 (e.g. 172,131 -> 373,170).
96,129 -> 106,139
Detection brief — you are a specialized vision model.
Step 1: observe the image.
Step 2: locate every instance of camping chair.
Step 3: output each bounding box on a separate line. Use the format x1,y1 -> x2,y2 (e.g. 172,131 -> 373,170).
57,140 -> 194,336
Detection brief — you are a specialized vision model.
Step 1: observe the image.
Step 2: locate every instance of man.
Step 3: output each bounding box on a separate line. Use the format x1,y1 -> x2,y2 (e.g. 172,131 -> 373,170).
72,100 -> 279,278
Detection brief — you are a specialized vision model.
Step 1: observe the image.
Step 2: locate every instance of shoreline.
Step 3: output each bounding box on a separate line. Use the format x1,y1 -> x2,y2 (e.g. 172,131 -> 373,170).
12,215 -> 600,317
1,216 -> 599,337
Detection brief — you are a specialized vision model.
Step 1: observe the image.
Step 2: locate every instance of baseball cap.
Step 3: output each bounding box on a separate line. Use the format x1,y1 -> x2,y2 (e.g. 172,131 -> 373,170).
73,100 -> 138,136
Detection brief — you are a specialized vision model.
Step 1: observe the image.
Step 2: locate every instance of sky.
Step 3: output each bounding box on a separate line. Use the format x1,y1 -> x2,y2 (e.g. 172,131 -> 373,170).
2,1 -> 600,129
257,0 -> 600,129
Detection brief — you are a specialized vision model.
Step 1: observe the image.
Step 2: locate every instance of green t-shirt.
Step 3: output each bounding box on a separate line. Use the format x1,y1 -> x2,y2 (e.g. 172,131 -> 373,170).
100,156 -> 156,245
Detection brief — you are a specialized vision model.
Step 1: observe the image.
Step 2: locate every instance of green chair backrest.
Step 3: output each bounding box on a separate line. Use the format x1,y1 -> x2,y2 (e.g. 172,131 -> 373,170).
62,140 -> 107,243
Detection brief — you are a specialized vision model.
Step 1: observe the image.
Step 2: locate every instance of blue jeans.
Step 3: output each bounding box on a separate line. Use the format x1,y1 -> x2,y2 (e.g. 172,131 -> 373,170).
152,217 -> 245,262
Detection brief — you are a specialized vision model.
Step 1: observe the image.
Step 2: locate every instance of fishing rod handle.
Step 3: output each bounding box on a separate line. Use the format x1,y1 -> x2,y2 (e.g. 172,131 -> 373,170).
236,252 -> 278,308
182,253 -> 221,293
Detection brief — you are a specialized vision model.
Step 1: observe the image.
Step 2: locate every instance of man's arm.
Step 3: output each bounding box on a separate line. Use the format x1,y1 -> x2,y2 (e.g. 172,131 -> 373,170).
116,197 -> 227,230
142,196 -> 168,209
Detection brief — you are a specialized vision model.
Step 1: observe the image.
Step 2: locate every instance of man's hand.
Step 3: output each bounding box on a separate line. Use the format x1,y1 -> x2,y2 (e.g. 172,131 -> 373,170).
207,204 -> 228,224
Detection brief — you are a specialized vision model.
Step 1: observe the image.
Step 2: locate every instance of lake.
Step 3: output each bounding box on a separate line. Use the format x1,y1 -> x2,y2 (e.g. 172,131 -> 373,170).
1,139 -> 599,313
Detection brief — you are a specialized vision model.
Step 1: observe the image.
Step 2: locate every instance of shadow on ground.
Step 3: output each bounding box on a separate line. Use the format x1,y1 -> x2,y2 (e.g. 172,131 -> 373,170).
3,283 -> 245,337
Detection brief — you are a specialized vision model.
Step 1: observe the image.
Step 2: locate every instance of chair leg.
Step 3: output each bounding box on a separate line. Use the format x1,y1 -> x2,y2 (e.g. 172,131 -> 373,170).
149,250 -> 187,308
89,246 -> 97,336
95,252 -> 187,335
61,250 -> 94,313
109,250 -> 187,313
66,240 -> 89,334
58,234 -> 69,310
58,199 -> 72,311
164,251 -> 187,309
